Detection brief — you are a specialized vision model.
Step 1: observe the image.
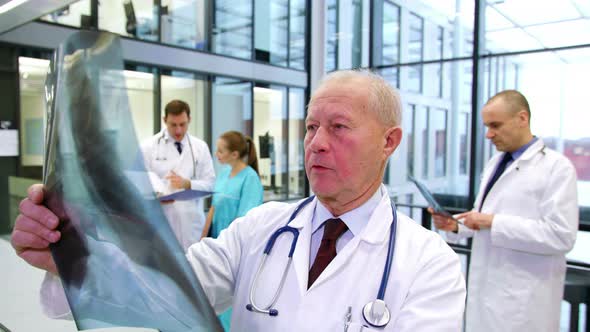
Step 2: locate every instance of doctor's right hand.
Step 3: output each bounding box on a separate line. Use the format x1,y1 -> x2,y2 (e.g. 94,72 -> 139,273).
11,184 -> 60,275
428,207 -> 458,233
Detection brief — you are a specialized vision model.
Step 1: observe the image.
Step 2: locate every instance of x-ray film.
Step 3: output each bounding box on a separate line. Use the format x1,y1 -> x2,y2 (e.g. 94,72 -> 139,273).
43,31 -> 222,332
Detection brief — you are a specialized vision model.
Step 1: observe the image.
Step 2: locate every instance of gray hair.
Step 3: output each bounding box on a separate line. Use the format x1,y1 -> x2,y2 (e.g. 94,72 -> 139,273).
310,70 -> 402,127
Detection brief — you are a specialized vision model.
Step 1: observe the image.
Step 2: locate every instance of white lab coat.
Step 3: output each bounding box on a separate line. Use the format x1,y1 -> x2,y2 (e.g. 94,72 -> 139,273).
40,185 -> 465,330
446,138 -> 579,332
189,187 -> 466,331
141,130 -> 215,250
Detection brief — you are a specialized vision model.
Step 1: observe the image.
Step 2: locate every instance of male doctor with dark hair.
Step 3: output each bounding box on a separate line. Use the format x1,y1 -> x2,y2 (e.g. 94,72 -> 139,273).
141,99 -> 215,250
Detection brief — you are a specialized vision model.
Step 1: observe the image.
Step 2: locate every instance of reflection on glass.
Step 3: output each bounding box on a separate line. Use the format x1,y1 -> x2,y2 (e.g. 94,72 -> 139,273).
254,85 -> 287,201
161,0 -> 209,50
124,69 -> 155,142
288,88 -> 305,198
431,108 -> 447,178
19,57 -> 50,167
98,0 -> 158,41
416,106 -> 429,179
211,78 -> 252,171
254,0 -> 288,66
213,0 -> 252,59
406,13 -> 423,93
325,0 -> 338,72
161,71 -> 207,140
289,0 -> 306,70
404,104 -> 415,177
459,113 -> 469,175
40,0 -> 91,28
380,1 -> 400,66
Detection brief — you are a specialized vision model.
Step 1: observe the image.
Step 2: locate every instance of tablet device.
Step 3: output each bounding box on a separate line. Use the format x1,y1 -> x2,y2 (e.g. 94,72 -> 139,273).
408,175 -> 463,224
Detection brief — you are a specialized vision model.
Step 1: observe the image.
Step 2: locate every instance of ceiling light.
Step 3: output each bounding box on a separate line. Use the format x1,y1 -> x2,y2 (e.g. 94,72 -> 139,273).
0,0 -> 29,15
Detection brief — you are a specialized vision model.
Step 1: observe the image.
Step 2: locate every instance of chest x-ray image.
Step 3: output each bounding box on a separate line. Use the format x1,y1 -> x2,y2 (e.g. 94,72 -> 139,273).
43,31 -> 222,332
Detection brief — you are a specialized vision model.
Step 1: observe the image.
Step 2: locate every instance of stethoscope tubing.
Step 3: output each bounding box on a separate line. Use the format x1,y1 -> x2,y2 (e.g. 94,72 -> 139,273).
154,130 -> 197,178
246,194 -> 398,327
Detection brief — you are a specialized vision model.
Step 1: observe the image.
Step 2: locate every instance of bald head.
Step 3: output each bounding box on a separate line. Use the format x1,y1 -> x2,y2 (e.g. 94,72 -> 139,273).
486,90 -> 531,125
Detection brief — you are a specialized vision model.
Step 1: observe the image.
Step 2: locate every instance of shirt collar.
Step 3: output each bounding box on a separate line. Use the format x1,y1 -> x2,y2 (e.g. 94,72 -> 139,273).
511,136 -> 538,160
311,187 -> 384,237
163,130 -> 188,144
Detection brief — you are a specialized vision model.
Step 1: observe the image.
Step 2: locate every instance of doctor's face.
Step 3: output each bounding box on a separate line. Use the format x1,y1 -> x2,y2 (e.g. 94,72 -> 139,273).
304,82 -> 396,207
164,112 -> 190,142
482,99 -> 528,152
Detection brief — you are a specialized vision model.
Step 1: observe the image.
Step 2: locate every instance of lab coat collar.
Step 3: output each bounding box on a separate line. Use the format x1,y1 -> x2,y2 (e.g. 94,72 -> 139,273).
162,129 -> 189,145
287,186 -> 394,293
288,185 -> 393,242
358,185 -> 395,245
516,137 -> 545,162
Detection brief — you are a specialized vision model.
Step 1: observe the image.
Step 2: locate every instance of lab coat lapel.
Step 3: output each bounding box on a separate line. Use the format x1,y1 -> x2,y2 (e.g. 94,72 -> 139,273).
286,198 -> 316,296
490,139 -> 544,189
307,191 -> 393,291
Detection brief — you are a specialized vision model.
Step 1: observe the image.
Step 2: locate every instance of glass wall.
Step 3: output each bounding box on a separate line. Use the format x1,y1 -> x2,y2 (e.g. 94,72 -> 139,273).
98,0 -> 158,41
253,85 -> 288,200
211,77 -> 253,171
161,0 -> 209,50
124,68 -> 156,142
18,57 -> 49,167
288,88 -> 306,197
161,70 -> 207,140
40,0 -> 92,28
323,0 -> 369,70
41,0 -> 308,70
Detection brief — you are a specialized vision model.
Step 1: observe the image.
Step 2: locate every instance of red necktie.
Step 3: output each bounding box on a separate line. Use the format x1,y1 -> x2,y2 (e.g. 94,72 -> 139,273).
308,218 -> 348,288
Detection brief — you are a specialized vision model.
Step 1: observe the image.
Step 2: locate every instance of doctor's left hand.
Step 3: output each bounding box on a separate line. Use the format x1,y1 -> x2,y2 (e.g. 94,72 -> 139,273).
166,171 -> 191,190
454,211 -> 493,231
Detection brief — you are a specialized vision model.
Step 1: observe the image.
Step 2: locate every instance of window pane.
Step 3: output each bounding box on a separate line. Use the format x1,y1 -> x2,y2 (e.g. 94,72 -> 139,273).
481,48 -> 590,208
211,78 -> 252,171
161,0 -> 209,50
254,0 -> 288,66
431,108 -> 447,178
325,0 -> 338,72
19,57 -> 49,167
213,0 -> 252,59
289,0 -> 306,70
254,85 -> 287,201
98,0 -> 158,41
125,69 -> 155,142
161,71 -> 207,141
288,88 -> 305,198
379,1 -> 400,66
40,0 -> 91,28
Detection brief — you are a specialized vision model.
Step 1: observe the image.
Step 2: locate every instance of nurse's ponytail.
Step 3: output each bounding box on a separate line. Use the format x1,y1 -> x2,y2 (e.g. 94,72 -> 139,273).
220,131 -> 259,175
244,136 -> 259,175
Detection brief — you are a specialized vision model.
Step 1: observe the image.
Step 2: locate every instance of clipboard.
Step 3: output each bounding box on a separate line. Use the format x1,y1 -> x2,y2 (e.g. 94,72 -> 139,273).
408,175 -> 464,224
158,189 -> 213,201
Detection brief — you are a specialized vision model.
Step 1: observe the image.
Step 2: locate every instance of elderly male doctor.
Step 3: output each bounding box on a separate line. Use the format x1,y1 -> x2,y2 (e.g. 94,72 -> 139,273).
431,90 -> 578,332
141,99 -> 215,250
12,70 -> 466,331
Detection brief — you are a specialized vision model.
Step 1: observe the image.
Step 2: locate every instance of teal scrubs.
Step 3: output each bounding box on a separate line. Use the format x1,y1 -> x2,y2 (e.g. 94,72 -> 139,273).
210,165 -> 263,330
210,165 -> 263,238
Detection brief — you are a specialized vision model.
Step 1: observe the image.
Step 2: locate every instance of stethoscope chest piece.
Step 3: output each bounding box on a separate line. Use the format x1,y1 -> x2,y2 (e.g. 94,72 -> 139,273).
362,299 -> 390,328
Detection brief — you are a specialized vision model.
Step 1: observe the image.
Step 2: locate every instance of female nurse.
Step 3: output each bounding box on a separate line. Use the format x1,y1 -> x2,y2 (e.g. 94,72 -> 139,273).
201,130 -> 263,331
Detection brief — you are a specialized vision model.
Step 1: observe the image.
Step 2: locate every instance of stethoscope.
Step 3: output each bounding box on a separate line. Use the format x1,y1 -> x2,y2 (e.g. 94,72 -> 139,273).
246,195 -> 398,328
154,130 -> 197,178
